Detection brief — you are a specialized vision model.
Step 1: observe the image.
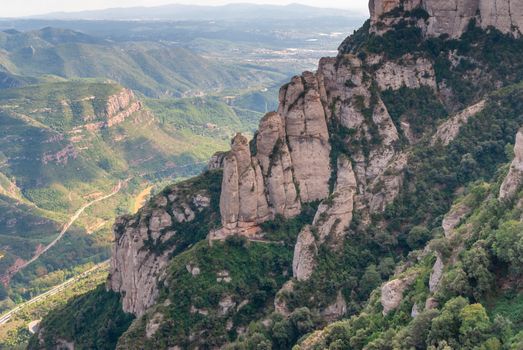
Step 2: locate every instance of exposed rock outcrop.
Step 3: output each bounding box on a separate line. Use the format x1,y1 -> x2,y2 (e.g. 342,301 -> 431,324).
429,201 -> 471,293
321,291 -> 347,322
207,151 -> 227,170
429,252 -> 444,293
381,272 -> 418,315
292,226 -> 317,281
292,156 -> 358,281
312,155 -> 357,243
370,0 -> 523,38
274,280 -> 295,316
74,88 -> 144,132
442,202 -> 471,238
432,100 -> 486,146
375,55 -> 436,91
500,129 -> 523,201
108,183 -> 213,316
214,73 -> 333,237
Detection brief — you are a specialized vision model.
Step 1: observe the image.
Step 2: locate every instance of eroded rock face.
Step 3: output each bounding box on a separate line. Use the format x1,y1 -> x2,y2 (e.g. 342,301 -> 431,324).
78,88 -> 144,132
500,129 -> 523,201
375,55 -> 436,91
429,253 -> 444,293
292,226 -> 317,281
432,100 -> 486,146
291,156 -> 359,281
313,156 -> 357,243
321,291 -> 347,322
207,151 -> 227,170
370,0 -> 523,38
108,185 -> 212,316
381,273 -> 418,315
217,133 -> 270,237
280,73 -> 331,203
216,73 -> 333,236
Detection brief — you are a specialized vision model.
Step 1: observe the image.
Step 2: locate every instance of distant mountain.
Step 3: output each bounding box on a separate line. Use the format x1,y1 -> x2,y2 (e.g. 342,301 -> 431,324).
34,3 -> 365,21
0,27 -> 287,97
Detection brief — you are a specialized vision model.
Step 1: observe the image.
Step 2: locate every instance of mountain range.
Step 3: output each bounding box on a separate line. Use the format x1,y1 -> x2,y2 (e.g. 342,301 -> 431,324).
32,3 -> 365,21
25,0 -> 523,349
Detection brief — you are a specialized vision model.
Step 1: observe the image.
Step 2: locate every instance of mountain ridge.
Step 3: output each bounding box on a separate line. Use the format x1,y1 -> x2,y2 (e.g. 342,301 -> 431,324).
29,3 -> 365,21
29,0 -> 523,349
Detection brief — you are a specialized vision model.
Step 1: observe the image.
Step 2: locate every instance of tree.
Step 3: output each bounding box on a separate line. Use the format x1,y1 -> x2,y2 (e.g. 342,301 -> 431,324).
437,266 -> 471,300
459,304 -> 491,348
359,265 -> 381,297
378,257 -> 396,278
462,243 -> 493,299
289,307 -> 315,335
0,283 -> 7,300
427,297 -> 469,348
492,221 -> 523,265
407,226 -> 431,250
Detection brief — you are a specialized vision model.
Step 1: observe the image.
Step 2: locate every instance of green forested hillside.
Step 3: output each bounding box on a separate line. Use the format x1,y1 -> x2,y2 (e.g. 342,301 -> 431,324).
0,78 -> 259,311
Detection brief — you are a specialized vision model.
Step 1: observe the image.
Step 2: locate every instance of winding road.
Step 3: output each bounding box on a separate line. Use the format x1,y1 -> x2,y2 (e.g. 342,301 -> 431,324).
1,180 -> 125,285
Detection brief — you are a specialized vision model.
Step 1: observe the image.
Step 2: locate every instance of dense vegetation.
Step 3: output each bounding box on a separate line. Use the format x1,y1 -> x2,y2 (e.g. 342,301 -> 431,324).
27,285 -> 134,350
0,263 -> 108,349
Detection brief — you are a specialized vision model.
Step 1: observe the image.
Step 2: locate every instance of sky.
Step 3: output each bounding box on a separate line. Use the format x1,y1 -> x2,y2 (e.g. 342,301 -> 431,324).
3,0 -> 369,17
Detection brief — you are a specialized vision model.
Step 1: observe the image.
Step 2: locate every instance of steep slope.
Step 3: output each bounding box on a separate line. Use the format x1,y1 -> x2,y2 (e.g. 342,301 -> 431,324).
30,1 -> 523,349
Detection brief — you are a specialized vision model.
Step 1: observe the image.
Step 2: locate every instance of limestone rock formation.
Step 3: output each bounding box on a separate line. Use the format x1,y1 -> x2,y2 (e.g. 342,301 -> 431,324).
500,129 -> 523,200
370,0 -> 523,38
291,156 -> 358,281
432,100 -> 486,146
207,151 -> 227,170
321,291 -> 347,322
79,88 -> 144,132
215,72 -> 335,237
429,252 -> 444,293
375,55 -> 436,91
313,156 -> 357,242
381,272 -> 418,315
429,201 -> 471,293
108,183 -> 212,316
292,226 -> 317,281
216,133 -> 270,238
274,280 -> 295,316
442,202 -> 471,238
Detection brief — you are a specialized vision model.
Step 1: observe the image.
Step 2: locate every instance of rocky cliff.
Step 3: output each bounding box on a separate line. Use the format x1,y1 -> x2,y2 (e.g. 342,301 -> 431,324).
370,0 -> 523,37
78,88 -> 144,132
107,172 -> 220,316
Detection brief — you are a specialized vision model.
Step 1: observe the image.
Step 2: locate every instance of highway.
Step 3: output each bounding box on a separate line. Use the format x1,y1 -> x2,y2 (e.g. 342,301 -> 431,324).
0,261 -> 109,325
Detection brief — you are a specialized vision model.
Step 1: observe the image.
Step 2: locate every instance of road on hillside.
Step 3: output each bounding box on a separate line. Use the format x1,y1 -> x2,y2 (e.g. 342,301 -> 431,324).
0,261 -> 109,325
0,180 -> 125,285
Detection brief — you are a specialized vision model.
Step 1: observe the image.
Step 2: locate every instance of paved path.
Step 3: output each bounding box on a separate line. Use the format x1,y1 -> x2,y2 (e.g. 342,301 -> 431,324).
0,261 -> 109,325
